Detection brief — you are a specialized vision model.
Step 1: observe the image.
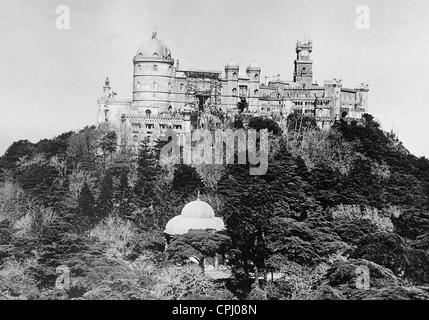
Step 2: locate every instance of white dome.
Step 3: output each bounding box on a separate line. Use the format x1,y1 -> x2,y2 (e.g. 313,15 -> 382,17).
164,215 -> 225,236
136,35 -> 172,59
181,199 -> 215,219
226,59 -> 239,69
247,61 -> 260,69
164,198 -> 225,235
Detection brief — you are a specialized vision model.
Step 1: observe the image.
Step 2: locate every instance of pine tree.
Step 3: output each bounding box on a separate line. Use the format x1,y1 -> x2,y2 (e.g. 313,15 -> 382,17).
96,172 -> 114,220
78,182 -> 96,225
172,164 -> 205,201
134,138 -> 159,208
116,169 -> 134,219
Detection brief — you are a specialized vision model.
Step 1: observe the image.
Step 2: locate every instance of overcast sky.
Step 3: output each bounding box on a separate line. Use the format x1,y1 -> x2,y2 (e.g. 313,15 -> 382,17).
0,0 -> 428,157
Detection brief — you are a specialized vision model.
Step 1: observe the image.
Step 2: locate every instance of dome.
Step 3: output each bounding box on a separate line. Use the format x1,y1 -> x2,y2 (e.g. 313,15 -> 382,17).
247,61 -> 260,69
181,199 -> 215,218
226,59 -> 239,69
164,198 -> 225,236
136,33 -> 172,59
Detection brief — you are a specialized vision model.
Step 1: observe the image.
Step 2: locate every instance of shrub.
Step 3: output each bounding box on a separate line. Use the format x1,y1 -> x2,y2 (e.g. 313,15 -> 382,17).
89,215 -> 135,259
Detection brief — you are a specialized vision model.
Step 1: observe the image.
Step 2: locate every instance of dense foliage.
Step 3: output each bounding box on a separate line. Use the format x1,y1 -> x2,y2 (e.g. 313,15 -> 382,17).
0,114 -> 428,300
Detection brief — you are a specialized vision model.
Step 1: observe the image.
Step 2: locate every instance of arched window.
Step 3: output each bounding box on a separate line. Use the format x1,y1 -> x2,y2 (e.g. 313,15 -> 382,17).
254,89 -> 259,96
254,74 -> 259,80
232,88 -> 237,96
133,135 -> 139,143
153,82 -> 157,89
232,72 -> 238,80
137,64 -> 141,71
153,65 -> 158,71
180,83 -> 184,91
153,52 -> 158,57
145,109 -> 152,117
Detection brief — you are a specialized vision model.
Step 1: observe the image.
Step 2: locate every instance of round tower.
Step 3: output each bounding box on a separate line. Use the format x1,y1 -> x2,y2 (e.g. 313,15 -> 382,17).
133,32 -> 174,115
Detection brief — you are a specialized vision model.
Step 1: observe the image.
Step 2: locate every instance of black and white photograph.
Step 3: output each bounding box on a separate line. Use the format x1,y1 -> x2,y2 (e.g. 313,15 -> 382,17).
0,0 -> 429,308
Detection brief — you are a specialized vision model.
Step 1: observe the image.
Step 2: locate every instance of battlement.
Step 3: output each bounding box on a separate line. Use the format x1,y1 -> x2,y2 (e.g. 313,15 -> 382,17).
356,83 -> 370,91
126,114 -> 185,124
324,78 -> 343,87
296,40 -> 313,52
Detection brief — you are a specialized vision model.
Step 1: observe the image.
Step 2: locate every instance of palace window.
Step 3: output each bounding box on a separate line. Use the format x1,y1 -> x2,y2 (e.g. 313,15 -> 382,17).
239,86 -> 247,96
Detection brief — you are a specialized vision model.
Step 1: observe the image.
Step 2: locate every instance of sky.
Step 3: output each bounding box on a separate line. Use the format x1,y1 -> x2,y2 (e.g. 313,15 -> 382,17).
0,0 -> 428,157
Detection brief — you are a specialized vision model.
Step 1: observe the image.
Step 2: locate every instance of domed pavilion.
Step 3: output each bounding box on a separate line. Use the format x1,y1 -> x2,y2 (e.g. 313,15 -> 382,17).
164,193 -> 225,240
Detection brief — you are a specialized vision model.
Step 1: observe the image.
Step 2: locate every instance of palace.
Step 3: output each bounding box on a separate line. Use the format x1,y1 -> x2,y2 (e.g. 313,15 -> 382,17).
97,32 -> 369,146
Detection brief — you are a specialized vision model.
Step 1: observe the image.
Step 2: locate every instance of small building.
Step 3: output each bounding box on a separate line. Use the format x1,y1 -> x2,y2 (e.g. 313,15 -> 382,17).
164,195 -> 229,275
164,195 -> 225,240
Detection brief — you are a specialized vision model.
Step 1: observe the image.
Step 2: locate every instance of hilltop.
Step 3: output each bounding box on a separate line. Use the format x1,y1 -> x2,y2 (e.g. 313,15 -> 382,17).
0,113 -> 428,300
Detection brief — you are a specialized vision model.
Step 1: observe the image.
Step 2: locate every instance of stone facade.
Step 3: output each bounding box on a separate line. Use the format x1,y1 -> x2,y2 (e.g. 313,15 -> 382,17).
97,33 -> 369,145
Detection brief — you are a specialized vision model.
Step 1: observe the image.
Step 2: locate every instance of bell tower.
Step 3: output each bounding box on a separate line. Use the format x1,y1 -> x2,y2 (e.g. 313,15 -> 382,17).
293,40 -> 313,86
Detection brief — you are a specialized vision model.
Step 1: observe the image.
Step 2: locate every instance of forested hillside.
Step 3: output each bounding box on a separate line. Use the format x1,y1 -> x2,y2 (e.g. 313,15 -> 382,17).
0,114 -> 428,300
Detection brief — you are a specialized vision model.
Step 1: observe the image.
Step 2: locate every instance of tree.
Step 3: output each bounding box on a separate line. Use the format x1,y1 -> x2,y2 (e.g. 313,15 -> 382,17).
66,126 -> 99,171
35,131 -> 74,159
0,140 -> 34,172
248,117 -> 282,135
78,182 -> 96,226
116,170 -> 134,219
15,156 -> 66,208
237,97 -> 248,113
166,230 -> 231,270
172,164 -> 205,201
218,163 -> 274,286
99,131 -> 117,166
134,138 -> 159,208
96,172 -> 114,220
287,113 -> 318,133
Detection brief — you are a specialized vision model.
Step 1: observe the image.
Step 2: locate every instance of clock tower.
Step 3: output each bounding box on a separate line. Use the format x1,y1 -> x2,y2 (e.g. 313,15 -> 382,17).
293,40 -> 313,86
